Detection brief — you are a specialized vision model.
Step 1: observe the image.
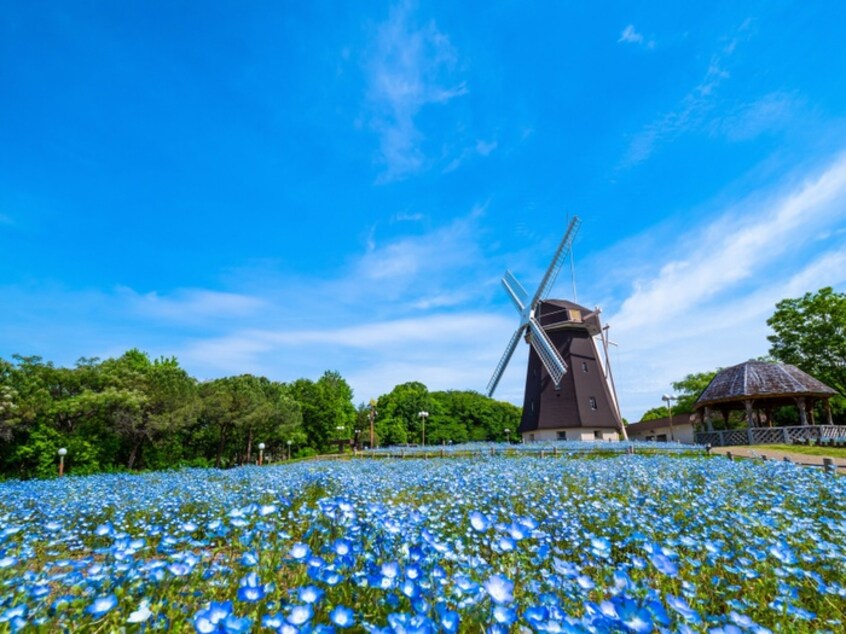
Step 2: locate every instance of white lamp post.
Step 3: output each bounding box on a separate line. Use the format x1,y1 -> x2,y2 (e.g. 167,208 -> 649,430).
418,411 -> 429,447
661,394 -> 677,442
287,439 -> 292,460
504,428 -> 510,443
258,442 -> 265,466
369,399 -> 377,449
58,447 -> 67,477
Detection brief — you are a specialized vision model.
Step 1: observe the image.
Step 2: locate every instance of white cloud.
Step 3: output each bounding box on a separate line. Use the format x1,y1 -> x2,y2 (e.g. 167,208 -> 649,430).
618,25 -> 643,44
606,154 -> 846,419
366,1 -> 468,182
122,288 -> 266,323
443,139 -> 498,173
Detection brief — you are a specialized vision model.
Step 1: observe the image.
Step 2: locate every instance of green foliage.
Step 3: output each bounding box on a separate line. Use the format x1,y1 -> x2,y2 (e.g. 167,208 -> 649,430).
640,406 -> 668,422
374,383 -> 521,447
671,370 -> 719,413
767,286 -> 846,395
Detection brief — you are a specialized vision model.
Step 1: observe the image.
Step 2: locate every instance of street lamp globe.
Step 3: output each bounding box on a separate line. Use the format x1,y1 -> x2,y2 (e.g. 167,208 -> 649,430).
58,448 -> 67,457
258,443 -> 265,451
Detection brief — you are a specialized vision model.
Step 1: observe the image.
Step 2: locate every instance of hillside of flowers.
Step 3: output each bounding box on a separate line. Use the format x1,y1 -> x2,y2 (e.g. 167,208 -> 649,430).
1,454 -> 844,632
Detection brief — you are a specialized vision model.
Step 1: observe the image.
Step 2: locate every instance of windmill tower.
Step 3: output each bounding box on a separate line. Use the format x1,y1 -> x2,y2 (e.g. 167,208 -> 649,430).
487,217 -> 627,441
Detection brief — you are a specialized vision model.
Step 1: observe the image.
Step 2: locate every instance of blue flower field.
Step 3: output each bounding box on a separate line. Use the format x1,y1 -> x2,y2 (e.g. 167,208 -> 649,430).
0,453 -> 844,632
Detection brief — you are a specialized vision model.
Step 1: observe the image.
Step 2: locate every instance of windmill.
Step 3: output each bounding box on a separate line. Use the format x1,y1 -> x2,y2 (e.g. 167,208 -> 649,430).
487,217 -> 628,441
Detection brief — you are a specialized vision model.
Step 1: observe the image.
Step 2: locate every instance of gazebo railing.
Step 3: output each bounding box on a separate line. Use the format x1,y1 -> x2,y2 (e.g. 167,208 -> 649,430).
695,425 -> 846,447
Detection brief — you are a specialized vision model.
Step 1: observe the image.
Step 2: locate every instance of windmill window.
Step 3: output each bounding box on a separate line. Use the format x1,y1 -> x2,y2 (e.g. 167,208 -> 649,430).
557,431 -> 567,440
589,397 -> 597,410
582,362 -> 588,373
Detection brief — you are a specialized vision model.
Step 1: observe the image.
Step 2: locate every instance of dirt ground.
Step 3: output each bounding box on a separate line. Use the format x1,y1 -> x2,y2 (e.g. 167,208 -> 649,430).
710,446 -> 845,473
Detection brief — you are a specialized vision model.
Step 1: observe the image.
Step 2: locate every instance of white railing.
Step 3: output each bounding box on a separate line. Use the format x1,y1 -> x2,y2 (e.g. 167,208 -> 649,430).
695,425 -> 846,447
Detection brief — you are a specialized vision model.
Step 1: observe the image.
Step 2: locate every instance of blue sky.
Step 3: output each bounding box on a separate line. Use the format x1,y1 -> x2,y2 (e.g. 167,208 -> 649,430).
2,1 -> 846,420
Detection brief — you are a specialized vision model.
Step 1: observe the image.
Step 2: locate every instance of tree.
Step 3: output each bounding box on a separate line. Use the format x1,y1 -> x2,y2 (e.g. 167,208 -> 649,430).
100,350 -> 199,469
636,370 -> 718,422
767,287 -> 846,395
289,371 -> 356,453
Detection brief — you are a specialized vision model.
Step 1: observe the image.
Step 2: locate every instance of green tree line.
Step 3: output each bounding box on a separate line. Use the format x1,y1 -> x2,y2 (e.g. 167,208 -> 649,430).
0,350 -> 519,479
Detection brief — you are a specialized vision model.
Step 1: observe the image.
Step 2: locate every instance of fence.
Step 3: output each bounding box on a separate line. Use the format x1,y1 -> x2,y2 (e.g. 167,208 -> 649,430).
357,440 -> 706,459
695,425 -> 846,447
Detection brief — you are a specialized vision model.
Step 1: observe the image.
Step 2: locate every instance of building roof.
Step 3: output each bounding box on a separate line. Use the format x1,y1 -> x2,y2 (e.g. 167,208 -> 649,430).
695,360 -> 837,408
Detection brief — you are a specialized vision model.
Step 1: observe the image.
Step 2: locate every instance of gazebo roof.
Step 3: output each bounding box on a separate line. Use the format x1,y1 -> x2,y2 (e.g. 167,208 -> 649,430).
695,360 -> 837,409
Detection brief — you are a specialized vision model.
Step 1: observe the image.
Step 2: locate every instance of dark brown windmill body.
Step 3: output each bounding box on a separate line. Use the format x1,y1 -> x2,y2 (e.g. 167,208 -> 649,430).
487,217 -> 627,441
519,300 -> 622,438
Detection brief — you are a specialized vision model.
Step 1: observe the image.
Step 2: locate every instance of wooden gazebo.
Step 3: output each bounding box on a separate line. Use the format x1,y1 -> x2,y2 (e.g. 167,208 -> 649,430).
695,360 -> 837,430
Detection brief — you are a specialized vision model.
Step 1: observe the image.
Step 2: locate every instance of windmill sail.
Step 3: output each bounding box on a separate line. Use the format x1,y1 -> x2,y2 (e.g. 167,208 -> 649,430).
487,326 -> 525,396
502,270 -> 528,311
531,216 -> 581,307
527,318 -> 567,387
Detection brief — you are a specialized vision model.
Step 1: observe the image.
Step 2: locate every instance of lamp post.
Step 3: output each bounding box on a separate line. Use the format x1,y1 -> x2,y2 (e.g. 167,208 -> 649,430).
258,442 -> 265,466
287,439 -> 292,460
504,428 -> 510,443
369,399 -> 377,449
58,447 -> 67,477
661,394 -> 677,442
418,411 -> 429,447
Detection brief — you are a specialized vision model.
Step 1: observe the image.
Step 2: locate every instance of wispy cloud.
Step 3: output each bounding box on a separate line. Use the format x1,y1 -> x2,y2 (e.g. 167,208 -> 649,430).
618,24 -> 655,49
443,139 -> 498,173
712,91 -> 800,141
621,24 -> 763,166
606,154 -> 846,418
365,1 -> 468,182
121,288 -> 266,323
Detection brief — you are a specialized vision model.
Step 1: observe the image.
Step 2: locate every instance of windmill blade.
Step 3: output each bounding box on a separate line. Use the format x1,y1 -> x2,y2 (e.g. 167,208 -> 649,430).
486,326 -> 525,396
531,216 -> 581,307
502,270 -> 528,311
527,318 -> 568,388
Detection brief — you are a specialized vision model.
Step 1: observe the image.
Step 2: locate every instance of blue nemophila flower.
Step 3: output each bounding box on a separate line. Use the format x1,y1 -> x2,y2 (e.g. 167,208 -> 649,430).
329,605 -> 355,628
332,538 -> 352,556
289,542 -> 310,560
168,562 -> 193,577
667,595 -> 701,624
262,614 -> 284,628
650,553 -> 679,577
493,605 -> 517,625
590,536 -> 612,559
484,574 -> 514,604
470,511 -> 489,532
221,614 -> 252,633
287,604 -> 313,626
298,585 -> 324,604
127,600 -> 153,624
237,572 -> 265,602
85,594 -> 118,618
193,601 -> 233,633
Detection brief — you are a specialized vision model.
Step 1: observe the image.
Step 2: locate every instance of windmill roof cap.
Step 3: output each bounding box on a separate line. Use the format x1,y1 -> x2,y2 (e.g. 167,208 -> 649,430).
695,360 -> 837,408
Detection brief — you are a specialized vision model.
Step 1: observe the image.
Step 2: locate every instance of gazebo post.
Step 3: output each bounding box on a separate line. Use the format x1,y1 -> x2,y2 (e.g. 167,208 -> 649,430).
721,409 -> 730,429
704,407 -> 713,432
765,406 -> 772,428
825,398 -> 833,426
809,399 -> 816,426
744,400 -> 754,428
795,397 -> 808,426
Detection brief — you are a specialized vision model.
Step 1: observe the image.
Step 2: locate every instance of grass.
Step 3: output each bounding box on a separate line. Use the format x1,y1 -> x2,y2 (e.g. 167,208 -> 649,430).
745,443 -> 846,458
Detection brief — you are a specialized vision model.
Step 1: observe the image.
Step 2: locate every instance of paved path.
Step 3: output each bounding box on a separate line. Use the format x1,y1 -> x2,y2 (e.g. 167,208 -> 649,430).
711,446 -> 845,473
